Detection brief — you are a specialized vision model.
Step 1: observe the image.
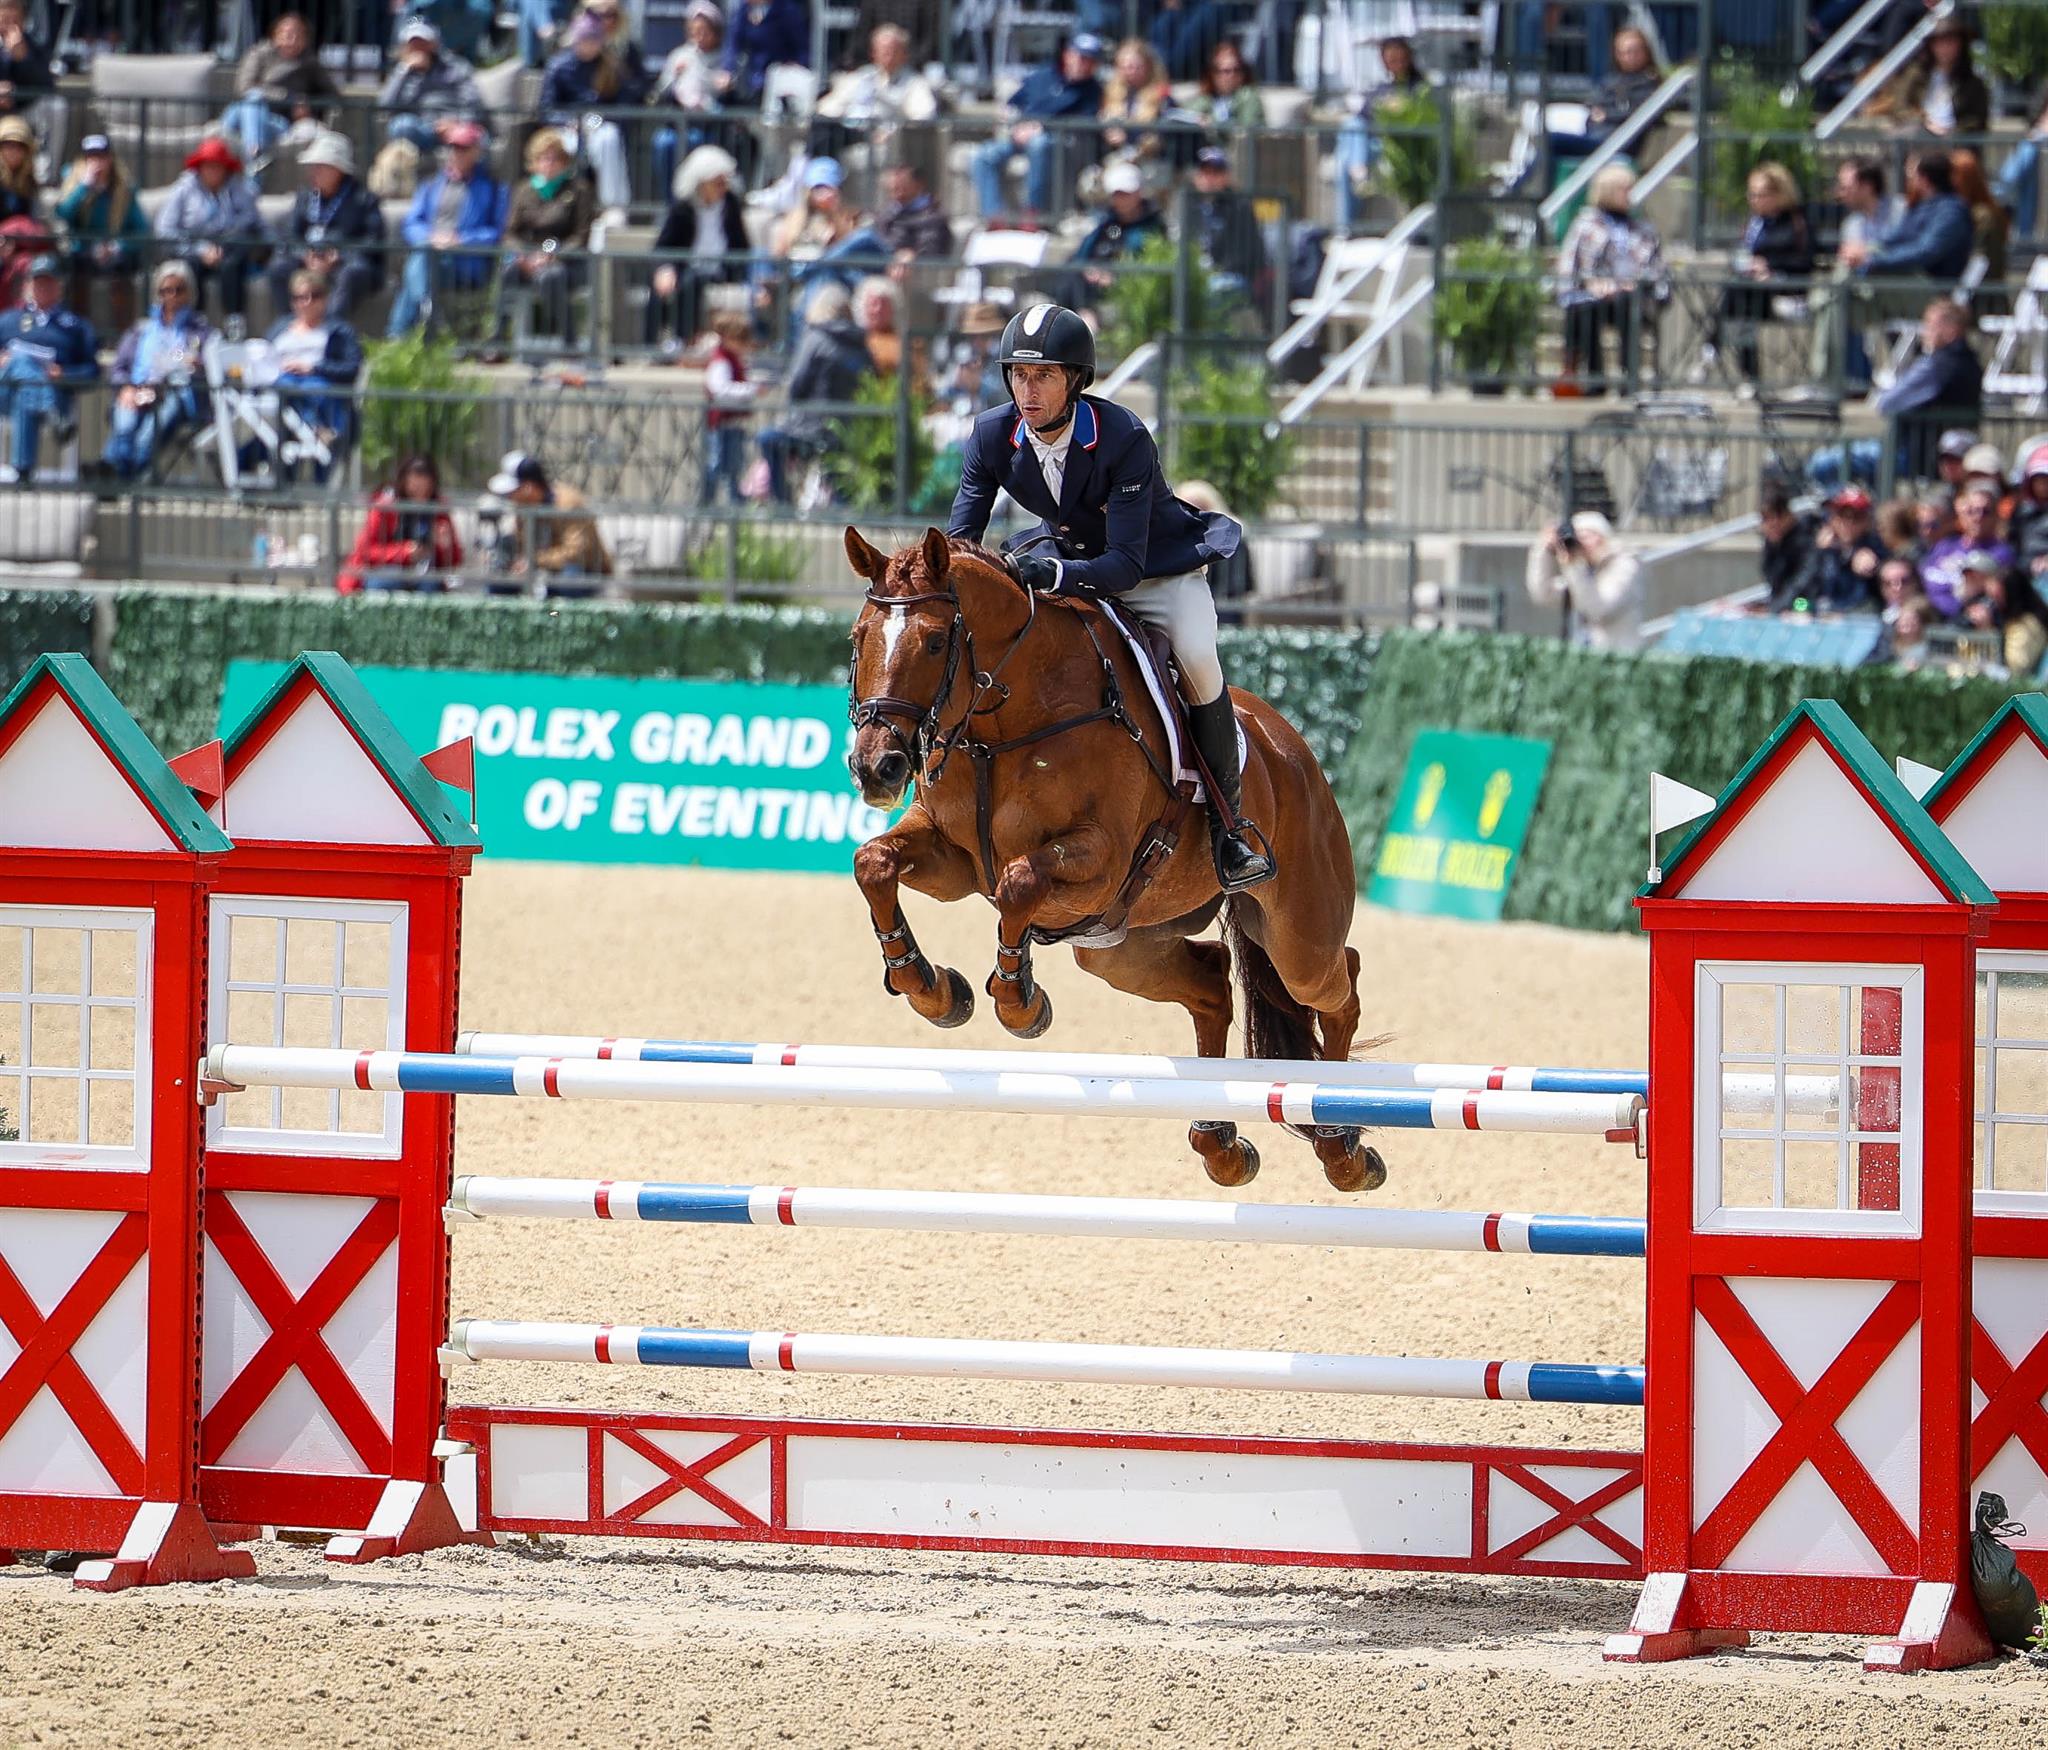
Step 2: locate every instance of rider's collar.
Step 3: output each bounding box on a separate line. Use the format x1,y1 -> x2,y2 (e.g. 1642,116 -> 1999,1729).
1010,398 -> 1098,452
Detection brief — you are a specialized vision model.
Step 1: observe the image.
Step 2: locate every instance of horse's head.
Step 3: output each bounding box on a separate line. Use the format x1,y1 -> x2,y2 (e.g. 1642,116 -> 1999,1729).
844,526 -> 965,810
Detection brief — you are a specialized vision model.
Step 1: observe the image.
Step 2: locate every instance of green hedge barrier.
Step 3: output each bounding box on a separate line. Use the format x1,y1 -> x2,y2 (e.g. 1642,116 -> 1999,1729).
0,588 -> 93,695
9,585 -> 2030,935
1335,630 -> 2034,932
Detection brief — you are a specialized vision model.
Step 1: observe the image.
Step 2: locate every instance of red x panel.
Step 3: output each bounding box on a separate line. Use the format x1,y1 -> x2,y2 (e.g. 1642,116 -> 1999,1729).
0,1213 -> 148,1498
200,1195 -> 400,1472
1486,1459 -> 1642,1569
1692,1277 -> 1921,1575
1970,1320 -> 2048,1489
597,1426 -> 773,1532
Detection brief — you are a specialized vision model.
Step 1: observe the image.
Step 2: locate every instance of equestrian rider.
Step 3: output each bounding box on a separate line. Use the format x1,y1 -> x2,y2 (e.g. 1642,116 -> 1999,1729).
945,301 -> 1275,892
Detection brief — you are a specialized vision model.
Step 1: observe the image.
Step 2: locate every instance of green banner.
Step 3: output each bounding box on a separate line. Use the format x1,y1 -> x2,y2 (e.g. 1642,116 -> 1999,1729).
219,663 -> 893,872
1366,728 -> 1551,921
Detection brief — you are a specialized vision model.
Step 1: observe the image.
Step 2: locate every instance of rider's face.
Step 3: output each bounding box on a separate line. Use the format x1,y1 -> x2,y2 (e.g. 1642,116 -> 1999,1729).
1010,361 -> 1071,426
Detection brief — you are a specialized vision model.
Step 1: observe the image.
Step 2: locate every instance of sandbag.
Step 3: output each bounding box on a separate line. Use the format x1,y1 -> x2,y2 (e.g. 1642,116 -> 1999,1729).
1971,1492 -> 2040,1649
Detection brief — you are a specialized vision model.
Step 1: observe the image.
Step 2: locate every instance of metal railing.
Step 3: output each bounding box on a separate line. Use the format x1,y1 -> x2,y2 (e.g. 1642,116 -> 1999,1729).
1818,0 -> 1955,140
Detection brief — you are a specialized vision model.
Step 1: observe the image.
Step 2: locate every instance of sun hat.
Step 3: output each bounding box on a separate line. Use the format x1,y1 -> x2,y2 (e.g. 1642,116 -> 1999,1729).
487,451 -> 549,495
803,156 -> 845,190
184,135 -> 244,175
297,131 -> 356,175
1101,159 -> 1143,196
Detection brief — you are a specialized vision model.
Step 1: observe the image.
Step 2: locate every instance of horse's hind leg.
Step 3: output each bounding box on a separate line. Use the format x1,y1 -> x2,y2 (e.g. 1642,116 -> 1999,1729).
1073,929 -> 1261,1188
852,808 -> 982,1029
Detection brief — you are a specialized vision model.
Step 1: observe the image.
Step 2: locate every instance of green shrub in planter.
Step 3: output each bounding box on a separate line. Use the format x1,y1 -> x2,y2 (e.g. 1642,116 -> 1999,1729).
1102,232 -> 1212,362
1982,4 -> 2048,87
687,525 -> 807,598
1374,88 -> 1478,212
1434,240 -> 1545,388
825,374 -> 932,513
359,332 -> 489,483
1167,359 -> 1294,519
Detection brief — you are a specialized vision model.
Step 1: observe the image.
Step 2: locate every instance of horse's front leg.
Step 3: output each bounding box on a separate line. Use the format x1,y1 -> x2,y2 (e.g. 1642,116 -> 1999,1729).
853,805 -> 983,1029
988,826 -> 1116,1038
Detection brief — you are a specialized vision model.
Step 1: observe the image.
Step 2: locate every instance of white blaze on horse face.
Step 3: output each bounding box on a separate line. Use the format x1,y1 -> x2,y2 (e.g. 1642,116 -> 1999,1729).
880,604 -> 907,668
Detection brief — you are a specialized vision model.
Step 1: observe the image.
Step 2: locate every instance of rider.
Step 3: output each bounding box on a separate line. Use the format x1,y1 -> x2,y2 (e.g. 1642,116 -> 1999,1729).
946,301 -> 1275,891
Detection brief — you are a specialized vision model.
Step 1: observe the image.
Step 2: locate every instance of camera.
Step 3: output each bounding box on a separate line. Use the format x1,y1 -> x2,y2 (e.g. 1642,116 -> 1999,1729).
1554,518 -> 1580,555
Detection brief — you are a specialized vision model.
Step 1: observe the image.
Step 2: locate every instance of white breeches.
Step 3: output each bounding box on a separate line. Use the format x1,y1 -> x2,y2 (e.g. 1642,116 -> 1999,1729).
1120,573 -> 1224,704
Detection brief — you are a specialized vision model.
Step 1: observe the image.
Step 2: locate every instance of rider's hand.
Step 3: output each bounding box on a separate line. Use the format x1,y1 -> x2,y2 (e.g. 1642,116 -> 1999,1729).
1014,554 -> 1063,593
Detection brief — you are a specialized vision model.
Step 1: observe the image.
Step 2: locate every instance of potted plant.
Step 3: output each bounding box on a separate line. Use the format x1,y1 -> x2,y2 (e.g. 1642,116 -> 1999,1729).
359,332 -> 488,483
1433,239 -> 1544,394
1374,88 -> 1477,222
1705,58 -> 1817,240
1167,357 -> 1295,520
1982,4 -> 2048,115
824,374 -> 934,514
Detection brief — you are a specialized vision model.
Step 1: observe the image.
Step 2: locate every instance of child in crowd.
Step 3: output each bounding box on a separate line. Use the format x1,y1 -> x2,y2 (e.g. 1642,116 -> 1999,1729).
700,310 -> 755,505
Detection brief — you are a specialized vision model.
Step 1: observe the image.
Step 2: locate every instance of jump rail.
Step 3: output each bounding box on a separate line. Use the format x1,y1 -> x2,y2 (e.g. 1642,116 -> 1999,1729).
444,1320 -> 1647,1406
449,1176 -> 1649,1257
206,1046 -> 1646,1137
456,1032 -> 1652,1096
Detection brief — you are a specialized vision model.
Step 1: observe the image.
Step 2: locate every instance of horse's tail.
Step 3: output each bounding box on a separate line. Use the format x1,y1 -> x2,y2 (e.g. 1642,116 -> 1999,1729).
1222,897 -> 1319,1066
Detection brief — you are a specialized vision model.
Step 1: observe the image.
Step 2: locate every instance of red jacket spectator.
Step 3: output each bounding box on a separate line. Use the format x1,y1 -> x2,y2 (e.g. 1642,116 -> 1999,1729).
337,476 -> 464,592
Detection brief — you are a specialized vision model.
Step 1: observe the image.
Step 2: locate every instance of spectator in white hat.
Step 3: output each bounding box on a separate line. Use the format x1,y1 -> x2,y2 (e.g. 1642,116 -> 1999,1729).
380,17 -> 487,157
1058,157 -> 1163,322
645,143 -> 746,350
268,130 -> 387,322
1526,511 -> 1644,650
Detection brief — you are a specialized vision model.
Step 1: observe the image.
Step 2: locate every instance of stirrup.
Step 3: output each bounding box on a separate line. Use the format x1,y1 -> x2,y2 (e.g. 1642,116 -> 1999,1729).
1213,822 -> 1276,893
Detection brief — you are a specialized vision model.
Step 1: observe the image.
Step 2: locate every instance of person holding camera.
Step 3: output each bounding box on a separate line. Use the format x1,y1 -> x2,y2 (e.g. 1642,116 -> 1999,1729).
1525,510 -> 1643,650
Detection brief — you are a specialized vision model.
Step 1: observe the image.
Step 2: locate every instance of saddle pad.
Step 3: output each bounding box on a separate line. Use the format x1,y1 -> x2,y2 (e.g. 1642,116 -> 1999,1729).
1093,595 -> 1244,799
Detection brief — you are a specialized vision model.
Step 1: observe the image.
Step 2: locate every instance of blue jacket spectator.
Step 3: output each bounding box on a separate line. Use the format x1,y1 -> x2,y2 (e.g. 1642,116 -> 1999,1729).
386,125 -> 509,338
1878,299 -> 1983,483
724,0 -> 808,104
755,280 -> 871,502
541,25 -> 652,107
101,260 -> 211,482
1861,154 -> 1973,284
970,34 -> 1107,218
267,132 -> 388,323
0,254 -> 98,482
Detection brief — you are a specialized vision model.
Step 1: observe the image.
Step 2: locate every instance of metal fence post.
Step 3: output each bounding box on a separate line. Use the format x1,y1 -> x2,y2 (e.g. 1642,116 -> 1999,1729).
1693,0 -> 1716,254
894,342 -> 913,515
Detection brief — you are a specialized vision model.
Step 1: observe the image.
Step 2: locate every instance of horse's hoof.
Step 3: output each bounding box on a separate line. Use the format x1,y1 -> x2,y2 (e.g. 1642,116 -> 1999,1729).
1005,989 -> 1054,1039
926,967 -> 974,1028
1324,1145 -> 1387,1194
1203,1138 -> 1260,1187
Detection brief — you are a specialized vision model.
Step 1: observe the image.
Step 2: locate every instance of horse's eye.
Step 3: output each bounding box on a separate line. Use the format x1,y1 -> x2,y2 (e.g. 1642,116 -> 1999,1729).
924,632 -> 946,656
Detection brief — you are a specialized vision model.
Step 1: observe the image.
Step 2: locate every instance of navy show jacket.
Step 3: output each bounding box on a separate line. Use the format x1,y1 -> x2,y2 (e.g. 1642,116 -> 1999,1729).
946,394 -> 1240,594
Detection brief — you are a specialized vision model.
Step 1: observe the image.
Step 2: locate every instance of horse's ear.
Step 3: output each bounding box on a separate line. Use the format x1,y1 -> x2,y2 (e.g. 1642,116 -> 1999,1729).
844,525 -> 886,581
922,527 -> 951,581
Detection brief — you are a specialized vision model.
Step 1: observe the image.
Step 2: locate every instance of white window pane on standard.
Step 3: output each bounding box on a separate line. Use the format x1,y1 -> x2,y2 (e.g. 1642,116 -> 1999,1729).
1846,1063 -> 1903,1134
0,1076 -> 18,1141
88,1004 -> 135,1071
283,991 -> 336,1050
26,1078 -> 77,1144
1995,1048 -> 2048,1116
1784,1139 -> 1843,1210
0,1002 -> 18,1070
0,924 -> 22,993
86,1077 -> 133,1148
1849,984 -> 1906,1056
30,928 -> 81,994
1784,984 -> 1842,1058
342,921 -> 391,989
30,1003 -> 79,1070
1996,971 -> 2048,1044
1991,1121 -> 2048,1194
229,911 -> 279,983
1721,1136 -> 1777,1209
280,1083 -> 334,1130
285,915 -> 337,985
1976,971 -> 1993,1043
1721,984 -> 1776,1055
89,930 -> 136,996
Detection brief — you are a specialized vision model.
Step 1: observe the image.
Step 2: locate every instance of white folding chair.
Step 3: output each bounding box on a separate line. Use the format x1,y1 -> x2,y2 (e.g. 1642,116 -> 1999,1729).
931,228 -> 1052,310
194,335 -> 340,489
1983,257 -> 2048,411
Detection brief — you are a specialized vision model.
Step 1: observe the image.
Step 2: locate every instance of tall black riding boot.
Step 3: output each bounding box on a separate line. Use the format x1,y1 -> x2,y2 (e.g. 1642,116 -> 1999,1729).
1189,693 -> 1276,892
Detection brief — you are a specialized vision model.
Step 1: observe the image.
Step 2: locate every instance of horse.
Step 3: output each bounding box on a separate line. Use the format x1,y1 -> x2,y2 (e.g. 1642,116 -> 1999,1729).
843,526 -> 1383,1194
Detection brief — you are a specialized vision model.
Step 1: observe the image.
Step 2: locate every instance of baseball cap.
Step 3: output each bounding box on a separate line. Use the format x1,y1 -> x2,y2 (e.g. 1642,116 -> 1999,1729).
397,16 -> 439,43
1194,145 -> 1230,172
1938,428 -> 1978,459
26,253 -> 60,278
1963,442 -> 2006,481
444,120 -> 485,148
80,133 -> 110,155
1101,160 -> 1143,196
487,451 -> 548,495
2025,449 -> 2048,481
1828,486 -> 1871,513
803,156 -> 845,190
1069,31 -> 1104,57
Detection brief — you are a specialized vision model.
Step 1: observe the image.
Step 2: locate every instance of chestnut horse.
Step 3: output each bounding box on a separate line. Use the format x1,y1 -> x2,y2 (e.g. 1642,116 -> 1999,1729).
844,527 -> 1381,1193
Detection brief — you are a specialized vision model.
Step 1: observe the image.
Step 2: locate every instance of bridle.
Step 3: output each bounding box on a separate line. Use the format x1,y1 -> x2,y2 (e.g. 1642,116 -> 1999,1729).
847,550 -> 1042,784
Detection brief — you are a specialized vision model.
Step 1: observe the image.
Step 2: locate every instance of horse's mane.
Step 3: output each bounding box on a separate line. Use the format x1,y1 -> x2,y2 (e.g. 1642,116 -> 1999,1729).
868,535 -> 1028,600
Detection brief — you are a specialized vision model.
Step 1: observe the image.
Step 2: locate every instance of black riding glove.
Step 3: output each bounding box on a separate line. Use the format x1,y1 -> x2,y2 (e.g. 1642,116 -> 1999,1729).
1014,555 -> 1065,594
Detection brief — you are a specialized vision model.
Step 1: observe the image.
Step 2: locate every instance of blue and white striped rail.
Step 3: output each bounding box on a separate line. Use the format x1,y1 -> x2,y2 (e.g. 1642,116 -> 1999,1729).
450,1177 -> 1647,1258
457,1032 -> 1651,1098
206,1046 -> 1645,1138
445,1319 -> 1646,1406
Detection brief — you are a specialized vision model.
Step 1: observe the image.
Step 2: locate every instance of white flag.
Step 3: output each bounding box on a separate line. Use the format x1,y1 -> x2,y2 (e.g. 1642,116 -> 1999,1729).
1650,773 -> 1717,836
1895,756 -> 1943,801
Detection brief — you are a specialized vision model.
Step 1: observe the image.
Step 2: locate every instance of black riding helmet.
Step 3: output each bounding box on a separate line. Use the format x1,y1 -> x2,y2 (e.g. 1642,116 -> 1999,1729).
998,302 -> 1096,406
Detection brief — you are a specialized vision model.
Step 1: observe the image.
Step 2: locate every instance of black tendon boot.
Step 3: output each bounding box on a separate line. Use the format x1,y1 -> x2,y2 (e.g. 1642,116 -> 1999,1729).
1189,694 -> 1275,891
